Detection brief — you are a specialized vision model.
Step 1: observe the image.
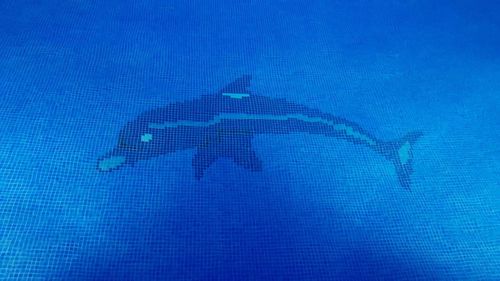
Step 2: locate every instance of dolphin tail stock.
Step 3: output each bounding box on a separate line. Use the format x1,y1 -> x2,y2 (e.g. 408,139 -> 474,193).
377,131 -> 423,189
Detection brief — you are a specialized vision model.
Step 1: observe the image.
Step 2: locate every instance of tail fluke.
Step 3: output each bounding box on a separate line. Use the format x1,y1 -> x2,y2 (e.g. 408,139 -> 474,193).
379,132 -> 423,189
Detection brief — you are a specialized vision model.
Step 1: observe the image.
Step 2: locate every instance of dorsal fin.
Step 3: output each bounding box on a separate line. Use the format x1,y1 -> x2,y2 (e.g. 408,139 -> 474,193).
219,75 -> 252,94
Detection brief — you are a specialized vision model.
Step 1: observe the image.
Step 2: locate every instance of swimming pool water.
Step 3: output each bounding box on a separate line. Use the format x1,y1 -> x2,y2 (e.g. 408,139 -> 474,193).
0,1 -> 499,280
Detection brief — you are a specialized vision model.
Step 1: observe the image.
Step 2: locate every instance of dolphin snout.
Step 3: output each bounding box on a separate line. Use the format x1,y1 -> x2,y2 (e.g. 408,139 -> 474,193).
98,155 -> 126,172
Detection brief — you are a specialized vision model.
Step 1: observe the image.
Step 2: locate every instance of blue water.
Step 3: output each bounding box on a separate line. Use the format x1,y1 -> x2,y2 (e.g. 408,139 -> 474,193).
1,1 -> 499,280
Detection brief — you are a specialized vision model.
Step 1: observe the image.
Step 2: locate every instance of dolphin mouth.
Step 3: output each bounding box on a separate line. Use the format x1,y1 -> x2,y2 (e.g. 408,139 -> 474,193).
98,155 -> 127,172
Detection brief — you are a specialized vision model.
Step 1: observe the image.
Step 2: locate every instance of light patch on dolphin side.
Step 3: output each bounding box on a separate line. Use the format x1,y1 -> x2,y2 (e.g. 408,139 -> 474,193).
222,92 -> 250,99
332,124 -> 374,144
141,133 -> 153,142
398,141 -> 412,165
99,156 -> 126,171
148,113 -> 377,145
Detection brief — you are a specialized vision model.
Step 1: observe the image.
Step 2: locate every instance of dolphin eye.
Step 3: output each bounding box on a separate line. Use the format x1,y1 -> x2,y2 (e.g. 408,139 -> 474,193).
141,133 -> 153,143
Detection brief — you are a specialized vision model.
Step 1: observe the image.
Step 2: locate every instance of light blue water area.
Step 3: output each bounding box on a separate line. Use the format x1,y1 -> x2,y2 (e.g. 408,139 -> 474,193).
0,0 -> 499,280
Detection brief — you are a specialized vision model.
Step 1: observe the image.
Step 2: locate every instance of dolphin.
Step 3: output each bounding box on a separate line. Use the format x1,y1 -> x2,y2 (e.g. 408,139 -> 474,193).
98,75 -> 422,189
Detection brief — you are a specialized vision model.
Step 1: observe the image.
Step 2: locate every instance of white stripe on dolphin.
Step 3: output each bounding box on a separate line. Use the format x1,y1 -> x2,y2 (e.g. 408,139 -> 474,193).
98,75 -> 423,189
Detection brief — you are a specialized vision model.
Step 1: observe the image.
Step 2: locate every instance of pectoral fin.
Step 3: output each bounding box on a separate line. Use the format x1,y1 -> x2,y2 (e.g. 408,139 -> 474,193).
192,133 -> 261,179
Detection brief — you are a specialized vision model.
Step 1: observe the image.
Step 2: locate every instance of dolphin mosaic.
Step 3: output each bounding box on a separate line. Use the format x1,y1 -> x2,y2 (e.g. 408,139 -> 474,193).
98,75 -> 422,188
